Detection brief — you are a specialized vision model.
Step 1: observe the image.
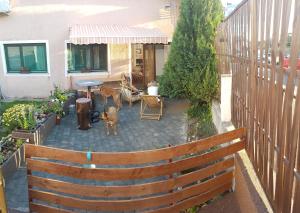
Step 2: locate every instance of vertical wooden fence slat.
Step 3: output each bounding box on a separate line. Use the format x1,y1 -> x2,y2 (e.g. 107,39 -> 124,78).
262,0 -> 272,192
215,0 -> 300,212
281,1 -> 300,211
292,124 -> 300,213
274,0 -> 294,211
268,0 -> 277,200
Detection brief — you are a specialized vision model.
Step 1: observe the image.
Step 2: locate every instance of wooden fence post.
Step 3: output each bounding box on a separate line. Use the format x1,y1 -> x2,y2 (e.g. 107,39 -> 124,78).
0,169 -> 7,213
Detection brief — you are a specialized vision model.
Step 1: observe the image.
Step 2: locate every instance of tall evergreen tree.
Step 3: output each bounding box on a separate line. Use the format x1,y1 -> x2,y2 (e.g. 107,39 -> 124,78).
160,0 -> 223,126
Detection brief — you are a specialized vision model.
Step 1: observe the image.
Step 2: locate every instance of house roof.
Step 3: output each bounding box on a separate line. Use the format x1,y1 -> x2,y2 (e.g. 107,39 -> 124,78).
69,25 -> 168,44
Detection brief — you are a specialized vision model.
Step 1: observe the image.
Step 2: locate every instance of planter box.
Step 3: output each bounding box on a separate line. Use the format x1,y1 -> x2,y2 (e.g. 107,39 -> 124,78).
11,113 -> 56,145
0,144 -> 25,181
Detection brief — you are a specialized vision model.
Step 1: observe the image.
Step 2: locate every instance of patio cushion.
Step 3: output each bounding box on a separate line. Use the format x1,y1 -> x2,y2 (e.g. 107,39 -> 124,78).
121,88 -> 132,98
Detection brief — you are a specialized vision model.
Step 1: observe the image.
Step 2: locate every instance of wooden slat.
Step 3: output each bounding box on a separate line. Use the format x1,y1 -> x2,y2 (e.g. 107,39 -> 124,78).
146,182 -> 232,213
293,172 -> 300,212
263,0 -> 273,196
268,0 -> 278,200
29,172 -> 233,212
27,141 -> 244,181
294,123 -> 300,212
275,0 -> 295,211
26,128 -> 245,212
29,203 -> 71,213
25,127 -> 246,165
28,157 -> 234,198
248,0 -> 257,167
281,2 -> 300,210
216,0 -> 300,212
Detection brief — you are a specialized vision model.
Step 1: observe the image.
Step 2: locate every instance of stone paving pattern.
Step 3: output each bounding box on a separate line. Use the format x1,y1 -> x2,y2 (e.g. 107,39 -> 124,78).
5,98 -> 189,212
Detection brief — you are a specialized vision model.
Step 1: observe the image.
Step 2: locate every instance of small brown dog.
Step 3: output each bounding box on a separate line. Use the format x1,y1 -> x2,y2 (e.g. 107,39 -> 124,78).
101,106 -> 118,135
99,86 -> 122,110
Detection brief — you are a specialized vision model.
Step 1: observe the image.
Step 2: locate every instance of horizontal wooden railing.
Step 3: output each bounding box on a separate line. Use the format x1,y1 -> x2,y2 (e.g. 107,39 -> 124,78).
25,128 -> 246,212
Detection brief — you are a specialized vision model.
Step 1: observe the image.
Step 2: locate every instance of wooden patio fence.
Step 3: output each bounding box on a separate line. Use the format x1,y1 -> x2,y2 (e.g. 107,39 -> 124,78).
215,0 -> 300,212
0,170 -> 7,213
25,128 -> 245,212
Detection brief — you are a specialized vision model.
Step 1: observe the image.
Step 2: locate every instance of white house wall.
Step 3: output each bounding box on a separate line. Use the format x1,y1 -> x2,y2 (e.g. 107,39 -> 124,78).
0,0 -> 177,98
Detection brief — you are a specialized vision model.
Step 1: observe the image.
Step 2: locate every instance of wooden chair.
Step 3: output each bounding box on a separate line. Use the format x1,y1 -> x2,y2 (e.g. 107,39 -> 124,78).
120,73 -> 142,106
120,84 -> 142,106
140,95 -> 163,120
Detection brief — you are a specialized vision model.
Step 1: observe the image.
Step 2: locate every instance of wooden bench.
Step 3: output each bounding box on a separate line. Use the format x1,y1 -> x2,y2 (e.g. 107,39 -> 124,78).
25,128 -> 246,212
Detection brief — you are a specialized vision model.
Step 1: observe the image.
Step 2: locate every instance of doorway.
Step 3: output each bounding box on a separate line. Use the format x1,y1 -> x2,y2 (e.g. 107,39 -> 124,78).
144,44 -> 156,86
131,44 -> 156,88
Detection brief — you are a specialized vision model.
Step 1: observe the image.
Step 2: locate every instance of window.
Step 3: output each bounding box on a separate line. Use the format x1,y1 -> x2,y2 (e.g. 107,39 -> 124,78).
67,44 -> 107,73
4,43 -> 48,73
0,0 -> 10,13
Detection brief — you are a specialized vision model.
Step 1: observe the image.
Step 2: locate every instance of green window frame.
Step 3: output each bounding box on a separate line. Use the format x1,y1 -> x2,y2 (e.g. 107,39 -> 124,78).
4,43 -> 48,73
67,44 -> 108,73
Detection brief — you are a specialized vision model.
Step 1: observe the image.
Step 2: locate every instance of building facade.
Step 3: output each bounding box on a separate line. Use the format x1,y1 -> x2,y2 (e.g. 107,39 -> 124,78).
0,0 -> 179,98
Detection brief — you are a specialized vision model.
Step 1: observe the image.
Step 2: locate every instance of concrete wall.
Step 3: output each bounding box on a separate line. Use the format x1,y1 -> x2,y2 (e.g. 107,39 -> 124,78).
212,74 -> 233,133
0,0 -> 177,98
220,74 -> 232,121
234,151 -> 273,213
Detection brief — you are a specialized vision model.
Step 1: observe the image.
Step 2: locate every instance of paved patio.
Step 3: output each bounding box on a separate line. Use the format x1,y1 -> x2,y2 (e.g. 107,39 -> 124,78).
5,97 -> 189,212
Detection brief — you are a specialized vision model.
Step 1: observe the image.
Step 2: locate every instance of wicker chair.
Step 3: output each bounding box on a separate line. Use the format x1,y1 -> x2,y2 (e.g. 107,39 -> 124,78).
120,84 -> 142,107
140,95 -> 163,120
120,73 -> 143,106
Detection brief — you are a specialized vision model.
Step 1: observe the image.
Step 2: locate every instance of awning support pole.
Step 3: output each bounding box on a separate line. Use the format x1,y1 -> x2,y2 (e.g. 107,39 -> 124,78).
128,43 -> 132,86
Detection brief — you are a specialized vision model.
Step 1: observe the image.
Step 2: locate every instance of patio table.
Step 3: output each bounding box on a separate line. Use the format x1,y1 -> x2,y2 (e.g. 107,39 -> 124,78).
76,80 -> 103,110
76,80 -> 103,99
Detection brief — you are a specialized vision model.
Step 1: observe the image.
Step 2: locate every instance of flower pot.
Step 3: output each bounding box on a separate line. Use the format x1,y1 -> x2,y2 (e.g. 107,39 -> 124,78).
148,86 -> 159,96
56,115 -> 61,125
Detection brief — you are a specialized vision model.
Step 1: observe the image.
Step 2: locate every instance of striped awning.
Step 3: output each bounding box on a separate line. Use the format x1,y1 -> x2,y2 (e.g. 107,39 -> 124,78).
69,25 -> 169,44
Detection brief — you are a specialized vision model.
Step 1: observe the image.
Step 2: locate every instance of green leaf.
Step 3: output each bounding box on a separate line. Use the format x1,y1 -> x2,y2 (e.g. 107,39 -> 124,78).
159,0 -> 223,123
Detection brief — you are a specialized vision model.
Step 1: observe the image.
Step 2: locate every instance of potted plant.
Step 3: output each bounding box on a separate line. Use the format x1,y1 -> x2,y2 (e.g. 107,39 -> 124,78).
20,67 -> 29,74
51,86 -> 73,115
147,81 -> 159,95
52,86 -> 68,103
16,106 -> 37,132
55,112 -> 62,125
51,101 -> 64,125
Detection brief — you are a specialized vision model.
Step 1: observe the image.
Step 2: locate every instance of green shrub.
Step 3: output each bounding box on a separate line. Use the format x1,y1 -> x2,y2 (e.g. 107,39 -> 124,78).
0,100 -> 45,115
52,86 -> 68,103
2,104 -> 36,132
17,106 -> 37,130
41,101 -> 64,117
0,153 -> 4,164
159,0 -> 223,124
186,206 -> 200,213
40,102 -> 53,115
15,139 -> 24,148
188,102 -> 216,137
